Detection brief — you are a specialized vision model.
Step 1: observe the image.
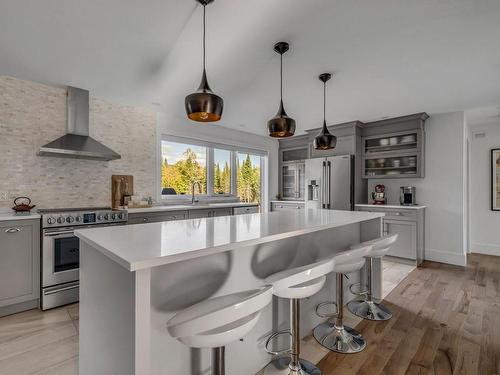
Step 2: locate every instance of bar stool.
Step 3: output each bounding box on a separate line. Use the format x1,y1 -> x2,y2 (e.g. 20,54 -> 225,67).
347,234 -> 399,321
313,245 -> 372,354
167,286 -> 273,375
263,257 -> 335,375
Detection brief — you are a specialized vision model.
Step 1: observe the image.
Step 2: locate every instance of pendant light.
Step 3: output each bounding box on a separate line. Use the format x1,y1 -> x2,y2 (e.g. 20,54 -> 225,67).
313,73 -> 337,150
185,0 -> 223,122
267,42 -> 296,138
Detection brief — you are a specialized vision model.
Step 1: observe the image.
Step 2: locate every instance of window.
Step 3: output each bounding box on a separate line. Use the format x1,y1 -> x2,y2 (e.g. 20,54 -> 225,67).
237,153 -> 261,203
213,148 -> 231,195
160,136 -> 266,204
161,140 -> 207,195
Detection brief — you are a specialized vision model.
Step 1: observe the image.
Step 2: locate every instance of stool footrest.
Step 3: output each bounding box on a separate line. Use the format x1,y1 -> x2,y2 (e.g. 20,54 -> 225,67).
264,330 -> 292,356
315,301 -> 338,318
349,282 -> 369,297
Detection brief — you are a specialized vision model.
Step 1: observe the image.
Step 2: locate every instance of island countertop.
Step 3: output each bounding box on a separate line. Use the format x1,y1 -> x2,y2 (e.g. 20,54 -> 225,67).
75,209 -> 384,271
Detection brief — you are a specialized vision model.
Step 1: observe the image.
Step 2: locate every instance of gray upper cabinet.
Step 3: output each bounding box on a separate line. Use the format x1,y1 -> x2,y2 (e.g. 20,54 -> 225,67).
309,135 -> 356,158
361,113 -> 428,179
0,219 -> 40,313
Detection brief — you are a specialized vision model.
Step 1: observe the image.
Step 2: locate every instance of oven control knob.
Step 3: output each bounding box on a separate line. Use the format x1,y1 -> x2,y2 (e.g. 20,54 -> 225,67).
66,216 -> 75,224
97,215 -> 104,221
75,216 -> 82,222
103,214 -> 110,220
57,217 -> 65,224
111,213 -> 117,220
47,217 -> 56,225
118,213 -> 125,220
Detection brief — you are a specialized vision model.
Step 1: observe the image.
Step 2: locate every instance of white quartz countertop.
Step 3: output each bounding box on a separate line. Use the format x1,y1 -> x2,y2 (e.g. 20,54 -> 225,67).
0,211 -> 41,221
127,202 -> 259,214
355,204 -> 426,210
76,209 -> 384,271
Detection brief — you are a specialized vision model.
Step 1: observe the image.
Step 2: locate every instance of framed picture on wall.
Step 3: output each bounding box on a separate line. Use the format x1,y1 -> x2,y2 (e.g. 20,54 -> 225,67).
492,148 -> 500,211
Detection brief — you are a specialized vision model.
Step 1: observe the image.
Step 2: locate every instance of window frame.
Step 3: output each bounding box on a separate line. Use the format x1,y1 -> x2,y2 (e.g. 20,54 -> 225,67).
158,135 -> 266,204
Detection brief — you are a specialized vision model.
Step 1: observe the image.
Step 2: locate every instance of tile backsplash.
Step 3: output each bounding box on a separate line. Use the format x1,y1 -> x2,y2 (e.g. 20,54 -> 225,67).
0,76 -> 156,209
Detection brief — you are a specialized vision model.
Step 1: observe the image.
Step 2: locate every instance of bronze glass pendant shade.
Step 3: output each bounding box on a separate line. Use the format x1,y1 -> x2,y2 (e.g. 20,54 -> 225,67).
185,0 -> 223,122
313,73 -> 337,150
268,42 -> 296,137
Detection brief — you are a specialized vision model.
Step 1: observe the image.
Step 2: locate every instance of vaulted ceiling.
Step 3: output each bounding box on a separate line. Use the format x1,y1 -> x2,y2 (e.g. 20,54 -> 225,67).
1,0 -> 500,135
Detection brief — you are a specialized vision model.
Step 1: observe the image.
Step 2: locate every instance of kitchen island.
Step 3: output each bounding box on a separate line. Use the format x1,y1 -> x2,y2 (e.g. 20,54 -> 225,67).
76,209 -> 384,375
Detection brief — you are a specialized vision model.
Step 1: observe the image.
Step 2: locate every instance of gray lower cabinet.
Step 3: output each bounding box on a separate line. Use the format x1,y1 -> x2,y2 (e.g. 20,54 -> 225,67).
271,202 -> 305,212
128,211 -> 188,224
233,206 -> 260,215
356,206 -> 425,264
188,208 -> 233,219
383,219 -> 417,260
0,219 -> 40,317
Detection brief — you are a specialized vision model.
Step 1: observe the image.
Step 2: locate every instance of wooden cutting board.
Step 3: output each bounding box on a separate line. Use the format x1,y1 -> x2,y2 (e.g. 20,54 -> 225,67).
111,175 -> 133,208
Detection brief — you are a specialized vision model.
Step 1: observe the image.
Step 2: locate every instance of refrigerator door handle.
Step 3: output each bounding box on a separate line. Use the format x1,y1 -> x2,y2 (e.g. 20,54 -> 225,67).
322,161 -> 326,209
327,160 -> 331,209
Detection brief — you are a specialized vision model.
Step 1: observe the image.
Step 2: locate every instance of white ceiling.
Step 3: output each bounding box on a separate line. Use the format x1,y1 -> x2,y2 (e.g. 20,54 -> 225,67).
1,0 -> 500,135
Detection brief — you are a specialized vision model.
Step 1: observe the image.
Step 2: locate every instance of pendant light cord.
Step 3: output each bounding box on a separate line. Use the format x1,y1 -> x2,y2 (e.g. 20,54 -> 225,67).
280,53 -> 283,102
203,5 -> 206,72
323,81 -> 326,124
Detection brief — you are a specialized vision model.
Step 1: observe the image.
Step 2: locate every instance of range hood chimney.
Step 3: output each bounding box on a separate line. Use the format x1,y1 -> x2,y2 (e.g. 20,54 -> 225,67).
38,87 -> 121,161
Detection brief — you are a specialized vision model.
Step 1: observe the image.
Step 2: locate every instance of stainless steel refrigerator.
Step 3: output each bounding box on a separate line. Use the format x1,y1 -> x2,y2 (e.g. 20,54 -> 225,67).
305,155 -> 355,211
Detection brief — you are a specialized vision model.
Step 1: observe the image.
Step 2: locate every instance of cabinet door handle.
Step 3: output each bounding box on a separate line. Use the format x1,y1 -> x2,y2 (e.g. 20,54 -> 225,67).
395,212 -> 402,216
5,228 -> 20,233
143,218 -> 149,222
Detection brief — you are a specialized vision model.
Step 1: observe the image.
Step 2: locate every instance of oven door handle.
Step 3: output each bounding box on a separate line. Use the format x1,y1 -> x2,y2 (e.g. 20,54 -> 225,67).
44,231 -> 75,237
43,284 -> 79,295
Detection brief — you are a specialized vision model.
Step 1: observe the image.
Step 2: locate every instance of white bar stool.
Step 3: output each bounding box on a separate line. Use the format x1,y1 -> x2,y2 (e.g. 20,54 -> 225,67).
313,245 -> 372,354
167,286 -> 273,375
263,258 -> 335,375
347,234 -> 399,321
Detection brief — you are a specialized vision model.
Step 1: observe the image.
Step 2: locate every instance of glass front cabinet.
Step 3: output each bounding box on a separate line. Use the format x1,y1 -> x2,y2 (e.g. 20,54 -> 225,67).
281,162 -> 305,200
362,129 -> 424,178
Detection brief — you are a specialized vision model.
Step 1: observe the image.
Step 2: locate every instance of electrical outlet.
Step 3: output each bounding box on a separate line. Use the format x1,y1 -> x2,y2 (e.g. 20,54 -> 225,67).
0,191 -> 9,201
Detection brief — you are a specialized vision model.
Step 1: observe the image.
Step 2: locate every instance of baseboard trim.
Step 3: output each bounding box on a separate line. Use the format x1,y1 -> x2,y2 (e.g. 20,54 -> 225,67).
471,243 -> 500,257
425,248 -> 467,267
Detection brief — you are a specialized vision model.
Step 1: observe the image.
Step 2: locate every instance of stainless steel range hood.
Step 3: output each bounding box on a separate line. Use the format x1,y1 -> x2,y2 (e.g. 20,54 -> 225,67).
38,87 -> 121,161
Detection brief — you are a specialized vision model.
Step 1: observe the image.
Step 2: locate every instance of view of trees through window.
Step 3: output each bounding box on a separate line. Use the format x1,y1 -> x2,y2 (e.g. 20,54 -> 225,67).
237,153 -> 260,203
161,141 -> 207,195
161,140 -> 261,203
214,149 -> 231,195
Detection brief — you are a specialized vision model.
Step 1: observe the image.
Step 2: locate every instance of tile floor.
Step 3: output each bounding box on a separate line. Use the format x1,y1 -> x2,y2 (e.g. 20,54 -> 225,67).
0,259 -> 413,375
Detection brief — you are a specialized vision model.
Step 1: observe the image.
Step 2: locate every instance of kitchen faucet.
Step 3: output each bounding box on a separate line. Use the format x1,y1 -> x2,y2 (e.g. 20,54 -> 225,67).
191,181 -> 202,205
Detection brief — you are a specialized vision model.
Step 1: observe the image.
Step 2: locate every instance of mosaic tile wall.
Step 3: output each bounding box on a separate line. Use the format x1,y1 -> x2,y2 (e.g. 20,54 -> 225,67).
0,76 -> 156,209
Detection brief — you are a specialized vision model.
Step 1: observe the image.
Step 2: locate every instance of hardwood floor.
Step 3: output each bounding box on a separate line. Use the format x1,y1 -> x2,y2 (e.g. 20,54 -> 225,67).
0,254 -> 497,375
318,254 -> 500,375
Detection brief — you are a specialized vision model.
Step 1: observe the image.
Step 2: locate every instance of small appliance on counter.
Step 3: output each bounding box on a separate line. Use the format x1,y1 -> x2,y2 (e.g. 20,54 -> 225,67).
371,184 -> 387,205
12,196 -> 36,215
400,186 -> 417,206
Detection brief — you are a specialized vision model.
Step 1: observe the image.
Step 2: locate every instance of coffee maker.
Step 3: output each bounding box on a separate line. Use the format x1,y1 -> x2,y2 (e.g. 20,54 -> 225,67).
371,184 -> 387,205
400,186 -> 416,206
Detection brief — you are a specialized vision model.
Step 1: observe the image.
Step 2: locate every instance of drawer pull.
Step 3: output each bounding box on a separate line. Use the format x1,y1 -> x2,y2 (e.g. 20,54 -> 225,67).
143,218 -> 149,222
5,227 -> 20,233
394,212 -> 402,216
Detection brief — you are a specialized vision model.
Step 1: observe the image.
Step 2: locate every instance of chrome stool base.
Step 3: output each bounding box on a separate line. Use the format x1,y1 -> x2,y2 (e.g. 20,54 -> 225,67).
263,356 -> 322,375
313,322 -> 366,354
347,299 -> 392,321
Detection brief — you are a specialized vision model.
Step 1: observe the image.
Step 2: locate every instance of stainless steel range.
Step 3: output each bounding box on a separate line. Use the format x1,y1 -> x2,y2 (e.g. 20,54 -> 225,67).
39,207 -> 127,310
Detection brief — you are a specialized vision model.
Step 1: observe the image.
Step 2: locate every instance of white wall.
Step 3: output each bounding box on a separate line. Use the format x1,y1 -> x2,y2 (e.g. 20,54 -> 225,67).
368,112 -> 467,266
469,122 -> 500,256
156,112 -> 279,211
